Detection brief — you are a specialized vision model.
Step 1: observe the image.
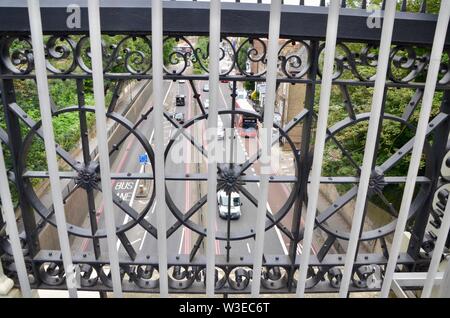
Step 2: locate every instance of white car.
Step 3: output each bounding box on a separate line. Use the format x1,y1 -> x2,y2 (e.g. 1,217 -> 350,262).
173,112 -> 185,124
217,190 -> 242,219
236,89 -> 246,100
204,99 -> 209,109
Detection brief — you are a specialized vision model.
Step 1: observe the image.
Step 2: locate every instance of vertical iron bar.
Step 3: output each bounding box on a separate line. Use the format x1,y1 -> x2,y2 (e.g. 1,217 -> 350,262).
151,0 -> 169,297
420,0 -> 427,13
87,0 -> 122,298
206,0 -> 221,297
0,142 -> 31,297
339,0 -> 397,298
76,79 -> 101,258
0,80 -> 39,259
27,0 -> 77,298
287,41 -> 318,292
226,80 -> 238,262
296,0 -> 340,298
251,0 -> 281,298
381,0 -> 450,298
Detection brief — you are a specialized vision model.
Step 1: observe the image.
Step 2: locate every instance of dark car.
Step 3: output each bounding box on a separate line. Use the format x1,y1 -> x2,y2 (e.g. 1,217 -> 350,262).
176,95 -> 185,107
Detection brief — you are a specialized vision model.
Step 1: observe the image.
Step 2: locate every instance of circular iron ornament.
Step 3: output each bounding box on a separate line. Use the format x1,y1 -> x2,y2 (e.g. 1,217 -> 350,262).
278,39 -> 312,79
45,36 -> 78,74
38,262 -> 66,286
327,266 -> 343,288
351,264 -> 382,289
131,265 -> 160,289
79,263 -> 99,287
20,106 -> 156,239
317,43 -> 433,83
291,266 -> 322,289
168,265 -> 196,290
235,38 -> 267,77
164,109 -> 301,241
228,266 -> 252,290
163,36 -> 196,76
75,35 -> 153,74
0,36 -> 34,74
388,46 -> 429,83
260,266 -> 288,290
98,264 -> 127,288
316,113 -> 433,241
199,266 -> 227,290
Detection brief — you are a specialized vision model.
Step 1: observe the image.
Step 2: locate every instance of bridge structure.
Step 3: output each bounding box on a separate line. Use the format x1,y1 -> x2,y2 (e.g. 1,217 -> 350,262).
0,0 -> 450,298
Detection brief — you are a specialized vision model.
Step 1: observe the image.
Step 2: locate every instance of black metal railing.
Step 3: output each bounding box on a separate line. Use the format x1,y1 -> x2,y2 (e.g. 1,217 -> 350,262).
0,0 -> 449,296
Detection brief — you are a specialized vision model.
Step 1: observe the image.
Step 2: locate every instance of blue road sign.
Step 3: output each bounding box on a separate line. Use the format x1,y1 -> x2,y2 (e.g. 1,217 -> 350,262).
139,153 -> 149,165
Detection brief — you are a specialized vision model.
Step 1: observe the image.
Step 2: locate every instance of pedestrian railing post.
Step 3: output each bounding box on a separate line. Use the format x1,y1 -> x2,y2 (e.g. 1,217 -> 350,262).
152,0 -> 169,297
206,0 -> 221,297
27,0 -> 78,298
381,0 -> 450,298
251,0 -> 281,298
87,0 -> 123,298
296,0 -> 340,298
339,0 -> 397,298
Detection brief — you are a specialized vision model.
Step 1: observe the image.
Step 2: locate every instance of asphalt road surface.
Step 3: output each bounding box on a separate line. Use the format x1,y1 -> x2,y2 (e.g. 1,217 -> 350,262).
72,79 -> 309,262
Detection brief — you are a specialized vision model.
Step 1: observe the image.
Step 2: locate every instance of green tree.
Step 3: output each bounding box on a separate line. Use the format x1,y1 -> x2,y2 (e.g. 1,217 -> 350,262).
193,37 -> 210,74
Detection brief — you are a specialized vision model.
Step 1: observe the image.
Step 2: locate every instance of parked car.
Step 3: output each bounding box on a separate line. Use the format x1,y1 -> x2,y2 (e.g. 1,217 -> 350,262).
217,190 -> 242,219
179,79 -> 186,84
203,83 -> 209,92
173,112 -> 185,124
204,99 -> 209,110
236,89 -> 247,100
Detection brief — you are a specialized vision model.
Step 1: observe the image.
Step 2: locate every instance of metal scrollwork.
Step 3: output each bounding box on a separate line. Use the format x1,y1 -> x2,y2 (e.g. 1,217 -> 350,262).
0,36 -> 34,74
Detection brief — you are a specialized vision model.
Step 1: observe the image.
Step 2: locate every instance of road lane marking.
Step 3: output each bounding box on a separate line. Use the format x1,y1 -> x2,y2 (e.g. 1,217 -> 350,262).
139,202 -> 156,251
119,81 -> 174,254
116,128 -> 155,251
183,82 -> 193,255
178,228 -> 185,255
219,83 -> 318,256
235,133 -> 289,256
116,163 -> 144,250
130,238 -> 141,245
197,104 -> 221,255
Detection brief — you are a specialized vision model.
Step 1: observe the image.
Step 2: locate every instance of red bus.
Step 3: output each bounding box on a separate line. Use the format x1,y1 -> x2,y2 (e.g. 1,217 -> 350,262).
235,98 -> 258,138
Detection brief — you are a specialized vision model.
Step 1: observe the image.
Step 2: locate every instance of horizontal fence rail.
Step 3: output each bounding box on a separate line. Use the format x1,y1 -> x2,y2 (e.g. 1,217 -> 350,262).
0,0 -> 450,298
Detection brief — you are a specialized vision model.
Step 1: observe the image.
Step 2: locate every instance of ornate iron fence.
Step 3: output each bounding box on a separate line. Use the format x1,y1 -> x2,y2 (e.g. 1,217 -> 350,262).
0,0 -> 449,297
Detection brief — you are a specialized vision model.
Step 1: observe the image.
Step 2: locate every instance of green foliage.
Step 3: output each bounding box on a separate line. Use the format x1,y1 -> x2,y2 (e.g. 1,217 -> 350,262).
320,67 -> 443,208
237,41 -> 251,73
346,0 -> 440,13
163,38 -> 178,66
244,81 -> 255,92
193,37 -> 210,74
